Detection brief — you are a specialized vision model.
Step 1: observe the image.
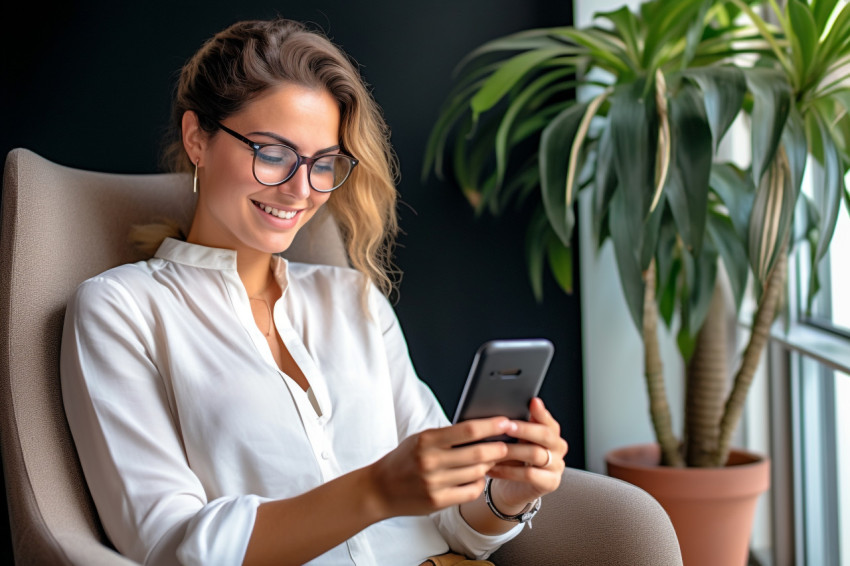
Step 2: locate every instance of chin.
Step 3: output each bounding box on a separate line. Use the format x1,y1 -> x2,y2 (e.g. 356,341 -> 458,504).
265,236 -> 298,255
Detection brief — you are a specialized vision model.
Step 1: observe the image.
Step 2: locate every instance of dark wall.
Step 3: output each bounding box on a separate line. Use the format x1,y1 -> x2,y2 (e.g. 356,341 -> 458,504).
1,0 -> 581,559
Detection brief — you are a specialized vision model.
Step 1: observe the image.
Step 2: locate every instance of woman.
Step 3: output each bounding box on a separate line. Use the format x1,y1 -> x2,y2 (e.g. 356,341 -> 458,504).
60,18 -> 567,566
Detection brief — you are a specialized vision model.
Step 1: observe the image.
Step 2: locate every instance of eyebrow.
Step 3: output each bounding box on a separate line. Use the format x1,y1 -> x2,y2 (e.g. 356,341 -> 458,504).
249,130 -> 341,155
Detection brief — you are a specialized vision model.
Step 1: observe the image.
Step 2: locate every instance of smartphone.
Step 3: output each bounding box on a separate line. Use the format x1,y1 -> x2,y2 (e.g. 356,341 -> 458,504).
452,338 -> 554,443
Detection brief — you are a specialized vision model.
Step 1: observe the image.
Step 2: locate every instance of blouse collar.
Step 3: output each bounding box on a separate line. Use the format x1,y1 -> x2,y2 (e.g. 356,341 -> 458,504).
154,238 -> 240,271
153,238 -> 291,282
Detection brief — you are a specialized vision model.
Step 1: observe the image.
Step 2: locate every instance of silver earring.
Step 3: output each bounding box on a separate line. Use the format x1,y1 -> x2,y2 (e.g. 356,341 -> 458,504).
193,160 -> 199,193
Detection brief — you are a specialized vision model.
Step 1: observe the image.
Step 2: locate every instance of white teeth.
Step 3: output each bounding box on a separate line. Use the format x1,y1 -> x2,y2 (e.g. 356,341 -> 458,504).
255,201 -> 297,219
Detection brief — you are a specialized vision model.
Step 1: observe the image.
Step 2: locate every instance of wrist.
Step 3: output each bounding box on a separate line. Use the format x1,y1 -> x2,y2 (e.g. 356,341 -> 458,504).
487,478 -> 530,515
360,464 -> 393,523
485,478 -> 541,524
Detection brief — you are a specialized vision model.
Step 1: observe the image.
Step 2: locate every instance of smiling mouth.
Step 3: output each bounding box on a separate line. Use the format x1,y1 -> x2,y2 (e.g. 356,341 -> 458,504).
252,200 -> 298,220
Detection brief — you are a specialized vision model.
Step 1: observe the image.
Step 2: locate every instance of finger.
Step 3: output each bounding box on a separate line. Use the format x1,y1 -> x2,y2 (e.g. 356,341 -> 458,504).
504,420 -> 565,454
488,462 -> 562,489
418,442 -> 507,472
421,417 -> 516,448
501,443 -> 558,468
528,397 -> 558,431
424,462 -> 494,491
426,477 -> 488,510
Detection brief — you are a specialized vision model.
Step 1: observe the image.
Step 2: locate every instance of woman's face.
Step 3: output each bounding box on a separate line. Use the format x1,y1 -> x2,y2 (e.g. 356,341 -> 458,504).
186,84 -> 341,255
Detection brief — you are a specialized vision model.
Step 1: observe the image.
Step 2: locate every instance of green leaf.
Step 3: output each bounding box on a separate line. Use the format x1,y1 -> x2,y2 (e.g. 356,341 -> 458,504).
681,0 -> 713,69
593,119 -> 618,246
783,108 -> 808,196
656,219 -> 680,329
812,0 -> 840,35
642,194 -> 666,270
422,79 -> 488,182
557,28 -> 632,75
509,101 -> 572,146
494,67 -> 575,196
691,242 -> 718,338
676,249 -> 697,363
452,115 -> 501,209
525,208 -> 551,302
817,1 -> 850,65
677,327 -> 698,363
454,27 -> 580,75
813,115 -> 846,265
547,237 -> 574,294
788,0 -> 819,85
641,0 -> 709,69
744,67 -> 792,188
610,189 -> 646,332
609,78 -> 658,248
748,148 -> 797,285
598,5 -> 641,65
681,66 -> 747,150
498,156 -> 540,212
566,90 -> 610,209
804,196 -> 823,313
664,82 -> 713,256
710,162 -> 755,242
793,193 -> 819,249
539,103 -> 589,246
470,48 -> 569,120
707,211 -> 749,312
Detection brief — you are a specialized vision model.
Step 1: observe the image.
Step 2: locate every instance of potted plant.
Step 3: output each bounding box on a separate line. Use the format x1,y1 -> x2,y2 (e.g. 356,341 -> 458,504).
423,0 -> 850,563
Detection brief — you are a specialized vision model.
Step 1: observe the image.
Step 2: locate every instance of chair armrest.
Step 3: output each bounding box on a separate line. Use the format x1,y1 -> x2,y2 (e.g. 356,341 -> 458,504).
490,467 -> 682,565
54,532 -> 139,566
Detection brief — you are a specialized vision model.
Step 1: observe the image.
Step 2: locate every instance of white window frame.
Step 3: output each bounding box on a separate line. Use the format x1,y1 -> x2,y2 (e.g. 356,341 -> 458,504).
759,160 -> 850,565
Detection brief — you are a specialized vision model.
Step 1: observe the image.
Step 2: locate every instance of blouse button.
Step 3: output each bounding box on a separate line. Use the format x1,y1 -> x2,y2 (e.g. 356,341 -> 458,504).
321,450 -> 330,460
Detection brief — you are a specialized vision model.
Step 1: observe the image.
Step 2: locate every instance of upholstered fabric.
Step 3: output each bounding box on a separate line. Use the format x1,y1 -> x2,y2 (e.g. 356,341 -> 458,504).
489,468 -> 683,565
0,148 -> 682,565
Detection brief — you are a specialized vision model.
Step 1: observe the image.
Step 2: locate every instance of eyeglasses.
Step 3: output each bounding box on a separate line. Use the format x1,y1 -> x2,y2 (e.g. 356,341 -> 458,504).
214,121 -> 358,192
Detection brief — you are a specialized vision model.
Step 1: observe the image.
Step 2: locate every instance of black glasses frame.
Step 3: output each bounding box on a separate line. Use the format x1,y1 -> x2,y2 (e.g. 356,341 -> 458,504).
214,121 -> 358,192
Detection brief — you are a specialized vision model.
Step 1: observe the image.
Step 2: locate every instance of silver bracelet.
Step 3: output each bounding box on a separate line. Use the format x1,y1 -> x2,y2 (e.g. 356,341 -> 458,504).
484,477 -> 541,525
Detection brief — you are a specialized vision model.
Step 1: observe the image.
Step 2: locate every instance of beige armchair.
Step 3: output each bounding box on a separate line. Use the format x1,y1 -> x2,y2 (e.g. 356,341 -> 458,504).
0,148 -> 682,565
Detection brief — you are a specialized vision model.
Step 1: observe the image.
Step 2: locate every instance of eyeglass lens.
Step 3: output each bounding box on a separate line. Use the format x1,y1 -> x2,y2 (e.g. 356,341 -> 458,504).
254,145 -> 353,191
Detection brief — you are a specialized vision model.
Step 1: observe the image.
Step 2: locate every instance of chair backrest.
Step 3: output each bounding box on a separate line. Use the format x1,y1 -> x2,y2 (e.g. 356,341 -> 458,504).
0,148 -> 348,564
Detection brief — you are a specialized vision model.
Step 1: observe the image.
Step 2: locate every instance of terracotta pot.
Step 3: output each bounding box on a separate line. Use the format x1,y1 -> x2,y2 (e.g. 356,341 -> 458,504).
605,443 -> 769,566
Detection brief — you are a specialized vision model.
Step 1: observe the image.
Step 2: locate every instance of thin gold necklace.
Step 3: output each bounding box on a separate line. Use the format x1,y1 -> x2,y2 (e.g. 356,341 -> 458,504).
249,275 -> 274,337
249,297 -> 273,337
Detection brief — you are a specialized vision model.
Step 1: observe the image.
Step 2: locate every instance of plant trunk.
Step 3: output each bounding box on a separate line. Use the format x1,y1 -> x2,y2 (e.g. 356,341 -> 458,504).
684,283 -> 729,467
643,260 -> 684,467
714,250 -> 787,467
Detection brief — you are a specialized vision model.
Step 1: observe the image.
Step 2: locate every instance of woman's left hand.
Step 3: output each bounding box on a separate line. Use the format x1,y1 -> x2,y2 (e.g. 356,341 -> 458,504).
485,397 -> 568,511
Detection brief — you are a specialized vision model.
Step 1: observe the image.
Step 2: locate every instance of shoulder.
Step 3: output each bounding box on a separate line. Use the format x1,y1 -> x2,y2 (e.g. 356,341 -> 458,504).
285,261 -> 394,324
285,261 -> 366,286
68,259 -> 168,317
285,261 -> 370,303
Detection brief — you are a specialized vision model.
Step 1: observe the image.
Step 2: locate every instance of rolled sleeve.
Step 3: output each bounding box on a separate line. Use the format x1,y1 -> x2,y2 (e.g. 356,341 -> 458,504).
431,505 -> 524,560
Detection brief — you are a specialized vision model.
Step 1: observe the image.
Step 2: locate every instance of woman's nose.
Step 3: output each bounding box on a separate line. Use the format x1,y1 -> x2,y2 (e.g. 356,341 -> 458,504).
279,163 -> 311,199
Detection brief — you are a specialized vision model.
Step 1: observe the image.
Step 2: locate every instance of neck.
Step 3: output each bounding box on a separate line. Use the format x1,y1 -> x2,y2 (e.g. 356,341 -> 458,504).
236,248 -> 275,298
185,215 -> 275,297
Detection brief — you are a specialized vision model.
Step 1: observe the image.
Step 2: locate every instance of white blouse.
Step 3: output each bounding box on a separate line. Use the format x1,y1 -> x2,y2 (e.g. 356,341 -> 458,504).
60,238 -> 521,565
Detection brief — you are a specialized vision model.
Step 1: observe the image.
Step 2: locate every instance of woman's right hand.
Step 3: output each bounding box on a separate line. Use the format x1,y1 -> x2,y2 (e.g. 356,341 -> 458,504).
366,418 -> 515,519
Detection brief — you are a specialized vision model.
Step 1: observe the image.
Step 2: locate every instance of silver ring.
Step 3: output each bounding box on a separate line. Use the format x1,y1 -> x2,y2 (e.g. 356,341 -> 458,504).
542,449 -> 552,468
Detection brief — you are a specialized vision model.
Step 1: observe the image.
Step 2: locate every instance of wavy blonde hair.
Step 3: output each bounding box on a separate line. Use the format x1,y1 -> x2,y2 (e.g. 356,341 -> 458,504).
143,18 -> 399,296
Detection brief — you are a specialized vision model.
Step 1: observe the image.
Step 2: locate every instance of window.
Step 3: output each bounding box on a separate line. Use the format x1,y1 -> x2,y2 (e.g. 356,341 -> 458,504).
761,161 -> 850,565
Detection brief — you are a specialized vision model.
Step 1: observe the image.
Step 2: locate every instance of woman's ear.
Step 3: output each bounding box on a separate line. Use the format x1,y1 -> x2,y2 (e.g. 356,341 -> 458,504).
182,110 -> 206,166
